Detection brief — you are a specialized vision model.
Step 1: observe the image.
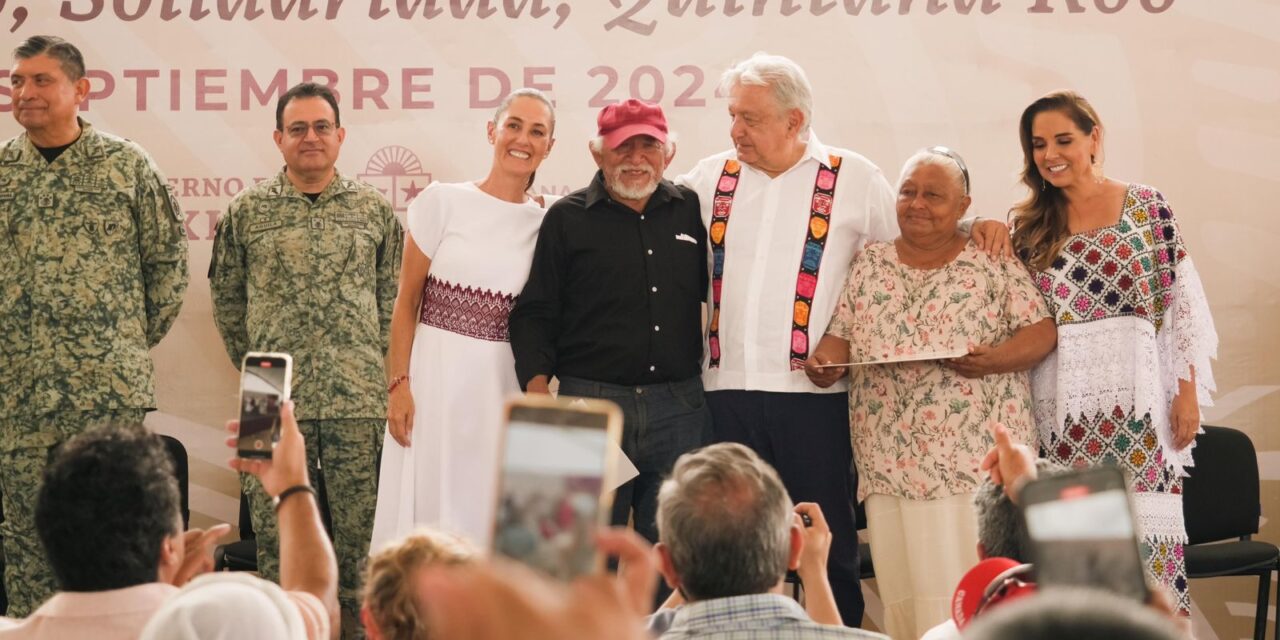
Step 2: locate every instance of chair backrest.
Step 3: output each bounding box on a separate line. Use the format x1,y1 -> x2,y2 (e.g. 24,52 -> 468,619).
239,490 -> 255,540
1182,425 -> 1260,545
160,435 -> 191,530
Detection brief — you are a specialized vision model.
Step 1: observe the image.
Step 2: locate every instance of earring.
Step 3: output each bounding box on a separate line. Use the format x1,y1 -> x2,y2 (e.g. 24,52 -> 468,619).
1040,178 -> 1046,192
1091,155 -> 1105,185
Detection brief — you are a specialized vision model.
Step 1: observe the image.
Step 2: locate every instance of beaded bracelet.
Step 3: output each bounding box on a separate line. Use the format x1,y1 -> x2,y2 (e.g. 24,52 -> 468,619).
387,374 -> 409,393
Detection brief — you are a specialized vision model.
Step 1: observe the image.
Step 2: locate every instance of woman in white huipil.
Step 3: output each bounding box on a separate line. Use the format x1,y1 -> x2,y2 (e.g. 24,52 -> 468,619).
371,88 -> 556,550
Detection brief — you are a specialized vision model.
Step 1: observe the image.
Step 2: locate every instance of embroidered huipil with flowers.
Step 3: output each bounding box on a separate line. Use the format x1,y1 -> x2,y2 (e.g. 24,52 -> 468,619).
1029,183 -> 1217,614
827,240 -> 1047,502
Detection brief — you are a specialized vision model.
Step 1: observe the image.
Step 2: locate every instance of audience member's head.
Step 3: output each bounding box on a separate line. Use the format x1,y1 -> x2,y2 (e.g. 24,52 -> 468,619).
139,572 -> 313,640
973,458 -> 1066,561
36,422 -> 183,591
655,442 -> 796,602
964,587 -> 1184,640
362,529 -> 477,640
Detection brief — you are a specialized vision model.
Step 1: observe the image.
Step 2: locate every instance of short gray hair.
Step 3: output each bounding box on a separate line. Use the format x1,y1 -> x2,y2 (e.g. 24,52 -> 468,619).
492,87 -> 556,135
719,52 -> 814,138
965,588 -> 1183,640
14,35 -> 85,81
656,443 -> 792,601
973,459 -> 1067,562
898,148 -> 967,195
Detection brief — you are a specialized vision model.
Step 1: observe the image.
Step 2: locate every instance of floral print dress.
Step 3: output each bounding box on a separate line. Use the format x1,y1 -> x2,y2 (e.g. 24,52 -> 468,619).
1028,183 -> 1218,615
827,239 -> 1047,502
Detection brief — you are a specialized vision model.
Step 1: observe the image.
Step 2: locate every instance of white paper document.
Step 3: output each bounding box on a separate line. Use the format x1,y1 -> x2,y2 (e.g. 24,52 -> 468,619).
814,347 -> 970,368
567,398 -> 640,490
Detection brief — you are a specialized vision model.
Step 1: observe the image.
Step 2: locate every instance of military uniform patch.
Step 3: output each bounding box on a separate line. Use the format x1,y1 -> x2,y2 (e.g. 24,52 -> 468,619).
249,220 -> 283,234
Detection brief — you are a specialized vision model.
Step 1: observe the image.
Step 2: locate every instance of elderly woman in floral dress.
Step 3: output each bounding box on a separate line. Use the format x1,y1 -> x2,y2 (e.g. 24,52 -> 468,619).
805,147 -> 1056,640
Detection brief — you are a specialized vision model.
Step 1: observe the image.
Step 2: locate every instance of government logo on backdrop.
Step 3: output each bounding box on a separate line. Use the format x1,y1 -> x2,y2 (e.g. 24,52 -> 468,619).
359,146 -> 432,213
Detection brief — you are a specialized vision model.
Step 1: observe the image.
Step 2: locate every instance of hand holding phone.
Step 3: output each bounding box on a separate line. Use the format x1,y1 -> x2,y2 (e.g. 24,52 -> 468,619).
237,352 -> 292,459
492,395 -> 622,581
228,400 -> 309,497
1020,466 -> 1150,603
793,503 -> 831,584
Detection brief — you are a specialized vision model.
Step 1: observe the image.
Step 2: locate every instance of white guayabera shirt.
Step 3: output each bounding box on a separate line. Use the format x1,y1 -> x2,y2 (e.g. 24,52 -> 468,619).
677,131 -> 898,394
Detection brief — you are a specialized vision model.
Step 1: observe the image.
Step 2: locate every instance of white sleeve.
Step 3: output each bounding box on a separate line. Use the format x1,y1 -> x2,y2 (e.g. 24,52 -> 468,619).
674,158 -> 713,196
406,183 -> 449,260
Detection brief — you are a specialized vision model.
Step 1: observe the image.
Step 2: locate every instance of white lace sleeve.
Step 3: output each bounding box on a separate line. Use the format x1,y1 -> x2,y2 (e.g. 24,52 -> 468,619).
1151,194 -> 1218,473
1157,257 -> 1218,407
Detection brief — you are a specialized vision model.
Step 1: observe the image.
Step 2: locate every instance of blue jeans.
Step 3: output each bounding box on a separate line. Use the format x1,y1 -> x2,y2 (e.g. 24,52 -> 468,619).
557,375 -> 713,544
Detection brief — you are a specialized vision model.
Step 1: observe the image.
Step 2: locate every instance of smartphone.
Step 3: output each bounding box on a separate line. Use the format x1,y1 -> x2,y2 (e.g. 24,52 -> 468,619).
1020,466 -> 1150,602
237,352 -> 293,459
492,394 -> 623,580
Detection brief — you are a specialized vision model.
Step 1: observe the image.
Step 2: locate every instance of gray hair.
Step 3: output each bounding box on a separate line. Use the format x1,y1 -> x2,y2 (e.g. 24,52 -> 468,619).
718,52 -> 814,138
492,87 -> 556,135
965,588 -> 1183,640
14,35 -> 86,81
973,459 -> 1067,562
656,443 -> 792,601
898,149 -> 968,195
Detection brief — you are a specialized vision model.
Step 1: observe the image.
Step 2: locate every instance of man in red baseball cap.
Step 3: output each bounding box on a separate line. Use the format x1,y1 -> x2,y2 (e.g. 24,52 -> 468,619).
511,100 -> 712,579
591,98 -> 671,208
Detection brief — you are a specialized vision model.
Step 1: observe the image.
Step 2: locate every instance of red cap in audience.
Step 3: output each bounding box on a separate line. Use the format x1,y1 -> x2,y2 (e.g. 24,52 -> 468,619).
952,557 -> 1037,629
597,99 -> 668,150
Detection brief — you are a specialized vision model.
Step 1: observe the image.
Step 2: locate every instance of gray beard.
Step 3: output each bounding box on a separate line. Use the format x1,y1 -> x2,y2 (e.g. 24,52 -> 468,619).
606,174 -> 660,201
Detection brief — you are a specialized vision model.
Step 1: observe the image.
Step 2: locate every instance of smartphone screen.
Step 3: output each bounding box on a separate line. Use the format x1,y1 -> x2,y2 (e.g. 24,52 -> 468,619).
1022,467 -> 1149,602
493,399 -> 620,580
238,353 -> 292,459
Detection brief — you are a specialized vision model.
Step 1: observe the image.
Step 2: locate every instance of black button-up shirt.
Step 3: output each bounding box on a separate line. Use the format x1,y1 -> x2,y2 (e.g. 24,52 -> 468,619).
510,171 -> 708,388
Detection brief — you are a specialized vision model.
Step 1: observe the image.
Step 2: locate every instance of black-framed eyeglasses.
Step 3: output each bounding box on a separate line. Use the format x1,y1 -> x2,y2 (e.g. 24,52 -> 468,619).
928,145 -> 970,195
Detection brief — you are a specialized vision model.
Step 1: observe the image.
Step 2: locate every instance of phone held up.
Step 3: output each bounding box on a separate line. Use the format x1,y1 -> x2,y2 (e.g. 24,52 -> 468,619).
1019,465 -> 1150,603
491,394 -> 623,581
237,352 -> 293,459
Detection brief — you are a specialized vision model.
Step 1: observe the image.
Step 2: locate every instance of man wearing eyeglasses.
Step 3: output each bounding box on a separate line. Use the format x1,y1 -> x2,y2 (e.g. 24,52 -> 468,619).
209,81 -> 402,639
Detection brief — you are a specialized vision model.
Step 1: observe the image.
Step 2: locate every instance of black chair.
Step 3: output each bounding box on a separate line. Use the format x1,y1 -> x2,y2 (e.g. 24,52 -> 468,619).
214,490 -> 258,572
1182,425 -> 1277,640
159,435 -> 191,530
856,500 -> 874,579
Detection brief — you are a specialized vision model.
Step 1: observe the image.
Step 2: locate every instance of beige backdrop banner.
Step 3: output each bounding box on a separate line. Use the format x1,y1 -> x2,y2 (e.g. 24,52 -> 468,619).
3,1 -> 1278,635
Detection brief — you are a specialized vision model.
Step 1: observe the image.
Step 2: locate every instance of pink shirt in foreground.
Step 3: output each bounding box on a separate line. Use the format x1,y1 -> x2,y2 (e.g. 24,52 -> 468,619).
0,582 -> 328,640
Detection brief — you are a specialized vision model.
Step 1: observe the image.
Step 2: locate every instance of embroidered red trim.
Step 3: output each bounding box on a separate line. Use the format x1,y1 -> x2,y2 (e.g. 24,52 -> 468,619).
419,275 -> 516,342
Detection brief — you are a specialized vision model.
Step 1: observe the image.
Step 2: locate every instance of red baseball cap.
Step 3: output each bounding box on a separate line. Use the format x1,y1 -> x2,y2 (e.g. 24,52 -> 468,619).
951,557 -> 1037,629
597,99 -> 668,150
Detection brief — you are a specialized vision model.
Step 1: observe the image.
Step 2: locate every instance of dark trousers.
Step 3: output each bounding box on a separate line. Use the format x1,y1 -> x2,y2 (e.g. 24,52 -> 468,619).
557,375 -> 713,544
707,390 -> 863,627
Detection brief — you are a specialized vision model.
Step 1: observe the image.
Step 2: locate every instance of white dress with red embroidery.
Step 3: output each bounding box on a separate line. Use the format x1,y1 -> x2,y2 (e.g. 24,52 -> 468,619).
1030,183 -> 1217,614
371,181 -> 547,550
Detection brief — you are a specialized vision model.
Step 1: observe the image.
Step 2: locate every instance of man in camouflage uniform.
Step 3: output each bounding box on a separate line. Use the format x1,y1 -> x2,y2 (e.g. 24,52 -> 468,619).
209,82 -> 401,638
0,35 -> 189,616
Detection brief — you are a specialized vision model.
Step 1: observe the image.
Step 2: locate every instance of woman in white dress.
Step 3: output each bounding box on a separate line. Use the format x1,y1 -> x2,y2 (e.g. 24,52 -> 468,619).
371,89 -> 556,550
